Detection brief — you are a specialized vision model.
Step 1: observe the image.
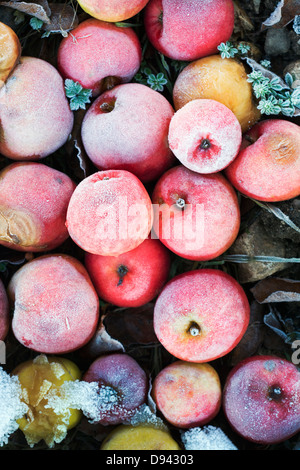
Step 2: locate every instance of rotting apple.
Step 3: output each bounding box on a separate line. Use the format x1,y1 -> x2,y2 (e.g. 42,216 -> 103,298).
66,169 -> 153,257
83,353 -> 148,425
0,57 -> 73,160
0,21 -> 21,88
151,164 -> 240,261
168,99 -> 242,174
0,162 -> 76,252
8,254 -> 99,354
225,119 -> 300,202
57,19 -> 142,97
76,0 -> 150,22
0,278 -> 9,341
85,237 -> 171,308
152,361 -> 222,428
173,55 -> 261,133
81,83 -> 175,183
144,0 -> 235,61
223,355 -> 300,445
153,269 -> 250,362
100,424 -> 181,450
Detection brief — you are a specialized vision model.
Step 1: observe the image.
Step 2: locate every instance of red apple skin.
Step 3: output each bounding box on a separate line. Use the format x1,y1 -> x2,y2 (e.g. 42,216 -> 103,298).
83,353 -> 149,425
85,237 -> 171,307
151,165 -> 240,261
76,0 -> 150,22
223,355 -> 300,445
0,278 -> 9,341
0,162 -> 76,252
225,119 -> 300,202
57,19 -> 142,97
152,361 -> 222,429
66,170 -> 153,257
81,83 -> 175,183
168,99 -> 242,174
153,269 -> 250,363
0,57 -> 74,160
144,0 -> 235,61
8,254 -> 99,354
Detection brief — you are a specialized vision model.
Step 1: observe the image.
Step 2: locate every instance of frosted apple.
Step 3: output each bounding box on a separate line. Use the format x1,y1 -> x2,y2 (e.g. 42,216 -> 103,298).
153,269 -> 250,362
153,361 -> 222,428
0,162 -> 76,252
0,21 -> 21,87
57,19 -> 142,97
0,57 -> 73,160
66,170 -> 153,256
81,83 -> 175,183
0,278 -> 9,341
168,99 -> 242,174
85,237 -> 171,307
9,254 -> 99,354
76,0 -> 150,22
223,355 -> 300,444
225,119 -> 300,202
173,55 -> 261,133
151,165 -> 240,261
144,0 -> 235,61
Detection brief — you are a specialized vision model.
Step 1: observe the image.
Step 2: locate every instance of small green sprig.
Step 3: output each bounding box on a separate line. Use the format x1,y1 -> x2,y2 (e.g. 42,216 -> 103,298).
217,41 -> 250,59
134,60 -> 169,93
64,79 -> 92,111
29,17 -> 44,30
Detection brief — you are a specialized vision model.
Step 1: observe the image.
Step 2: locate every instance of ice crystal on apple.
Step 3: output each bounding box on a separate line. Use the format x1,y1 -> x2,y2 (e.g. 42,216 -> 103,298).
181,426 -> 238,451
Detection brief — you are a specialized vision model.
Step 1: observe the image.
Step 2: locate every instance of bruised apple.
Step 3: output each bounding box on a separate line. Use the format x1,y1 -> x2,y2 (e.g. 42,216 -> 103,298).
153,269 -> 250,362
173,55 -> 261,133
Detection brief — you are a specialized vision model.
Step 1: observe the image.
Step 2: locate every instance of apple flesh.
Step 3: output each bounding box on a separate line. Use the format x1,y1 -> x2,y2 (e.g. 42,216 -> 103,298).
152,361 -> 222,428
223,355 -> 300,444
57,19 -> 142,97
83,353 -> 148,425
0,21 -> 21,87
81,83 -> 175,183
0,278 -> 9,341
85,237 -> 171,307
144,0 -> 235,61
12,354 -> 82,448
0,57 -> 73,160
225,119 -> 300,202
0,162 -> 76,252
76,0 -> 150,22
151,165 -> 240,261
66,169 -> 153,256
101,424 -> 181,450
153,269 -> 250,362
168,99 -> 242,174
8,254 -> 99,354
173,55 -> 261,133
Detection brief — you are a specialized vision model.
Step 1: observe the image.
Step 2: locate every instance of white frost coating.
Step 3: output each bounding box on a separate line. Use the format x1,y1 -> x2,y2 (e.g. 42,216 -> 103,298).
181,426 -> 238,451
0,367 -> 28,447
127,404 -> 167,430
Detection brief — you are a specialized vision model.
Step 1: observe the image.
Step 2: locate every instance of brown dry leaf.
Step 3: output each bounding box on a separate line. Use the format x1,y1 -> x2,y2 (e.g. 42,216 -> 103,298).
81,313 -> 125,359
0,0 -> 51,23
232,0 -> 254,38
251,277 -> 300,303
43,3 -> 78,34
262,0 -> 300,30
64,107 -> 91,182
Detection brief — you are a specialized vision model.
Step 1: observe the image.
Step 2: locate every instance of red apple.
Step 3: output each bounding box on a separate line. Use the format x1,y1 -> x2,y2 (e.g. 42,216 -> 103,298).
153,269 -> 250,362
151,165 -> 240,261
0,57 -> 73,160
76,0 -> 150,22
57,19 -> 142,97
0,278 -> 9,341
223,355 -> 300,444
85,237 -> 171,307
83,353 -> 148,425
81,83 -> 175,183
144,0 -> 235,61
8,254 -> 99,354
225,119 -> 300,202
66,170 -> 153,256
152,361 -> 222,428
0,162 -> 76,252
168,99 -> 242,174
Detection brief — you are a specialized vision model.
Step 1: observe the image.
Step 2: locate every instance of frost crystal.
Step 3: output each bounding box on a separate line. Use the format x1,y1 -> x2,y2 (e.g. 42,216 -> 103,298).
127,404 -> 167,430
181,426 -> 238,451
0,367 -> 28,447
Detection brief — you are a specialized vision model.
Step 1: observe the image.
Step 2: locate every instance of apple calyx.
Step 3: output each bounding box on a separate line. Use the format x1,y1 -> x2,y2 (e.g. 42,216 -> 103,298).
199,139 -> 211,150
268,384 -> 283,402
176,198 -> 186,209
117,264 -> 128,286
187,321 -> 201,337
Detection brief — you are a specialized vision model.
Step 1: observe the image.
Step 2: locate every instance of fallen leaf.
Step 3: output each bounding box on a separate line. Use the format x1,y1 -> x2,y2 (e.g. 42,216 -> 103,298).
43,3 -> 78,34
262,0 -> 300,30
0,0 -> 51,23
251,277 -> 300,303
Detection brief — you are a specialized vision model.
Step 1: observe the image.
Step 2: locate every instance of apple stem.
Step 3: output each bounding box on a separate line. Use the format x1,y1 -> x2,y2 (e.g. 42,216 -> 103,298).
187,322 -> 201,337
176,198 -> 185,209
